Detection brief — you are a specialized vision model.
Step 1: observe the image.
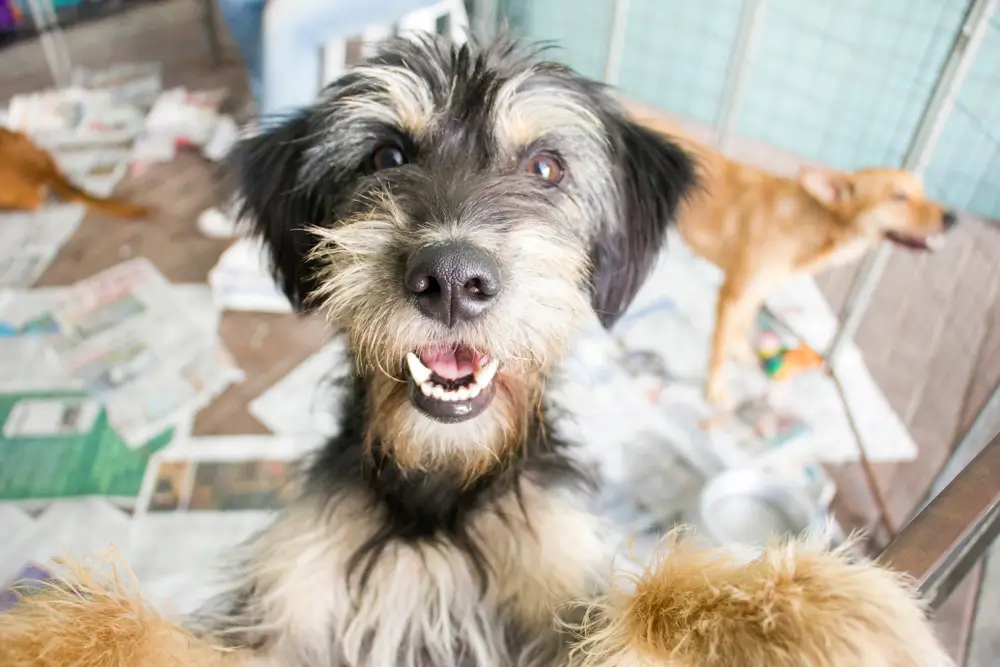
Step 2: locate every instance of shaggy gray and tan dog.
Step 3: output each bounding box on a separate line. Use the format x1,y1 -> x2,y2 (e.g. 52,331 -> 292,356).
0,35 -> 953,667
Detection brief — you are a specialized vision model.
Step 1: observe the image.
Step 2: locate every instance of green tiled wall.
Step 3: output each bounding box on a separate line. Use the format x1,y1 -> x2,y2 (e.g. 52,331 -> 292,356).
500,0 -> 999,220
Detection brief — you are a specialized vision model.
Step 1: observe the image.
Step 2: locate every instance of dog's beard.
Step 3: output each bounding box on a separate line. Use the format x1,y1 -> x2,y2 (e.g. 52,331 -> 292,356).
306,207 -> 591,474
364,366 -> 544,478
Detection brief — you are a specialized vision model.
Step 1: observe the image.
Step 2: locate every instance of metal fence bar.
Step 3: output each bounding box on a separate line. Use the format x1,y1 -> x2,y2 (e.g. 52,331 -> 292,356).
713,0 -> 767,154
916,379 -> 1000,518
879,431 -> 1000,611
470,0 -> 499,39
602,0 -> 631,85
824,0 -> 999,364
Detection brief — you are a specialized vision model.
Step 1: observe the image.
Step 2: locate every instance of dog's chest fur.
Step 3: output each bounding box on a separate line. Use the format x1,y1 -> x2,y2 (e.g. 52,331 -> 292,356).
211,383 -> 610,667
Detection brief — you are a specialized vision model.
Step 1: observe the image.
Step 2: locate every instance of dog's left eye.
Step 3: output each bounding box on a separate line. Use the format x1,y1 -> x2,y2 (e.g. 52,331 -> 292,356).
371,145 -> 407,171
524,152 -> 564,183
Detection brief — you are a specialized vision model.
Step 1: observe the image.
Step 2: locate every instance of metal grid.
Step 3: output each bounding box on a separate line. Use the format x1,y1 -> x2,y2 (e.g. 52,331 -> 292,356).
498,0 -> 615,82
614,0 -> 744,125
735,0 -> 968,171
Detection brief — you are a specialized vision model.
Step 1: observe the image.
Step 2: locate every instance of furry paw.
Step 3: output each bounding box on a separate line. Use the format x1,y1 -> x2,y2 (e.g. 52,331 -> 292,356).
570,532 -> 954,667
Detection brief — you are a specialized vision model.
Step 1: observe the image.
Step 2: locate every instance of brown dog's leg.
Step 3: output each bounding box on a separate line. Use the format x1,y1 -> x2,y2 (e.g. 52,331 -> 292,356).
706,277 -> 743,407
729,291 -> 764,366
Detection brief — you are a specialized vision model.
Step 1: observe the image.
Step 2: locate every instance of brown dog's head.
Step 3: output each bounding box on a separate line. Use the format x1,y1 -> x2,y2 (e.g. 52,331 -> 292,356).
798,166 -> 957,251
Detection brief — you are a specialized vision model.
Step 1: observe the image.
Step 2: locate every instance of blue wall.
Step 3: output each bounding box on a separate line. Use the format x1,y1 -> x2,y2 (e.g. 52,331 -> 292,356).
503,0 -> 999,220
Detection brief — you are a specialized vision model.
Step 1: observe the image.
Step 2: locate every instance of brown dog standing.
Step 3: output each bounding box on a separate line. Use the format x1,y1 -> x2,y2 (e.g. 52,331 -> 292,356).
0,128 -> 149,219
632,112 -> 957,407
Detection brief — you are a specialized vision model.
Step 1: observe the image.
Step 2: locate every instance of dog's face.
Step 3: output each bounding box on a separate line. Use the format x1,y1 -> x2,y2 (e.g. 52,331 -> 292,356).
798,166 -> 957,251
235,36 -> 694,471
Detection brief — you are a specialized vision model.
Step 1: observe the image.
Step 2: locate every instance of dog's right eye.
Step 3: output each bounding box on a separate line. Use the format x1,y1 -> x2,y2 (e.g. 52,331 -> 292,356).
524,152 -> 564,184
371,145 -> 407,171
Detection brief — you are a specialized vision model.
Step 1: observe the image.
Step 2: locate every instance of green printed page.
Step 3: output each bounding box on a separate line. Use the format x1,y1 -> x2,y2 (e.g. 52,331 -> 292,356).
0,390 -> 172,503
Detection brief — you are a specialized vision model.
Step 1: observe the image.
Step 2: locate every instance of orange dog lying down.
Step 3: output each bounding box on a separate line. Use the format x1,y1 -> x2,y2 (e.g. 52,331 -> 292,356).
0,128 -> 149,220
630,110 -> 957,407
0,535 -> 953,667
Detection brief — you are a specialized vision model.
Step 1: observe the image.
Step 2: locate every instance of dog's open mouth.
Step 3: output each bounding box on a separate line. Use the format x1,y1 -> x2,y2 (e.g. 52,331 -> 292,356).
404,345 -> 499,422
884,231 -> 945,252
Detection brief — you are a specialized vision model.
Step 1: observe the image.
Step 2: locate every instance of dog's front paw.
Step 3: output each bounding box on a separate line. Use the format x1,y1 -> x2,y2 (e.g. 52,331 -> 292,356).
705,377 -> 729,408
731,340 -> 758,366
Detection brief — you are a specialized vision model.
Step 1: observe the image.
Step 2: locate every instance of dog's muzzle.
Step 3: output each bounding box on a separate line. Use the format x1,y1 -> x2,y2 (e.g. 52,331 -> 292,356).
402,242 -> 501,423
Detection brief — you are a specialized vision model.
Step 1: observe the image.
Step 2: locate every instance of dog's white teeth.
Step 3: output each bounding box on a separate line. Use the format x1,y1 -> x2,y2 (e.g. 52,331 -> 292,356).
926,234 -> 945,251
432,385 -> 446,400
420,381 -> 434,397
473,358 -> 499,387
468,384 -> 482,398
456,386 -> 470,401
406,352 -> 432,384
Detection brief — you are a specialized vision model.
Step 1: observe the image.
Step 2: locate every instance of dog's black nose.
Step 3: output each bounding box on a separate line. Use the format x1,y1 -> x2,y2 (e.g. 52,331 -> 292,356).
404,242 -> 501,326
943,210 -> 958,229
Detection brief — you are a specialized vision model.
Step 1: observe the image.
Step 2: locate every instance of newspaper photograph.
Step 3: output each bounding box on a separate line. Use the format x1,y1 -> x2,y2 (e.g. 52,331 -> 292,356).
0,205 -> 85,288
0,389 -> 176,508
48,259 -> 243,445
130,435 -> 322,616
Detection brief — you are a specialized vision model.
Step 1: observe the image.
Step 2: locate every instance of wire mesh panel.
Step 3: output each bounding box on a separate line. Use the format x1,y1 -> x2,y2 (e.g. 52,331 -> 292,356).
498,0 -> 614,81
924,14 -> 1000,219
736,0 -> 968,171
616,0 -> 744,125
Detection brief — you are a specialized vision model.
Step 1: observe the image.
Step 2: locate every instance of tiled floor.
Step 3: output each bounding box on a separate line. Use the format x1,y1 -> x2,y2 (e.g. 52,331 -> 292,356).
1,0 -> 996,661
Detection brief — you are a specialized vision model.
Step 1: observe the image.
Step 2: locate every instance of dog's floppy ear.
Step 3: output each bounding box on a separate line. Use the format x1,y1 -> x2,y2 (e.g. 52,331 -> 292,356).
590,116 -> 697,328
229,110 -> 329,309
798,166 -> 853,206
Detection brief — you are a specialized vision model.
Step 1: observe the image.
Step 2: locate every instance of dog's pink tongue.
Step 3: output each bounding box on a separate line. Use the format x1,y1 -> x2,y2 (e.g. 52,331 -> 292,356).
420,346 -> 476,380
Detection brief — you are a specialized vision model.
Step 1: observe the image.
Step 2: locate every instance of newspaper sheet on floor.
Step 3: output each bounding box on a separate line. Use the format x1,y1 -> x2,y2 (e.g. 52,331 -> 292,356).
46,259 -> 243,446
0,204 -> 85,288
0,388 -> 178,508
0,506 -> 34,542
51,144 -> 132,197
606,229 -> 917,464
5,88 -> 145,147
130,434 -> 323,617
0,283 -> 223,507
248,335 -> 351,437
208,236 -> 293,313
72,62 -> 163,109
0,499 -> 132,611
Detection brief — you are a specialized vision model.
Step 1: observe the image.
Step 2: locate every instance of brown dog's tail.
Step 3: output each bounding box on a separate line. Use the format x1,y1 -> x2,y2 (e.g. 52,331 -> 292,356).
571,531 -> 954,667
47,171 -> 150,220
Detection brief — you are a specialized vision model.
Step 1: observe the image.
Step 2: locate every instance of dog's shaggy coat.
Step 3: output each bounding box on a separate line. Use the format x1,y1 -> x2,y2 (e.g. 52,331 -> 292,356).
0,35 -> 953,667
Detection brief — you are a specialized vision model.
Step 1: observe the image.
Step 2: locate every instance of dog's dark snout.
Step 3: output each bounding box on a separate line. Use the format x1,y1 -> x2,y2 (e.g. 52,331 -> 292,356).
404,242 -> 501,326
943,210 -> 958,229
